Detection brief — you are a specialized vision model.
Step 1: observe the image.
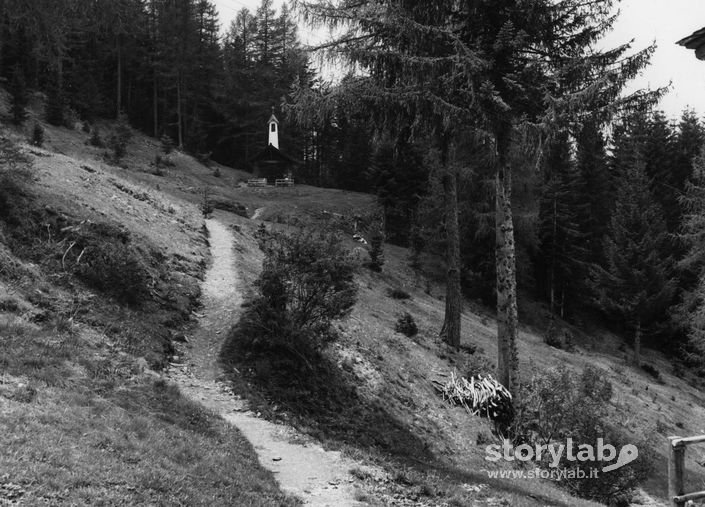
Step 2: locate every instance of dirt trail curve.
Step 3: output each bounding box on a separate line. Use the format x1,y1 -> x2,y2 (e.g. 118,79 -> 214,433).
167,218 -> 367,506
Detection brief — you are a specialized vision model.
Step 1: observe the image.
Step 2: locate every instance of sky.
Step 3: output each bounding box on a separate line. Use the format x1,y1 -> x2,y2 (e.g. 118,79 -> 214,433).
600,0 -> 705,119
213,0 -> 705,119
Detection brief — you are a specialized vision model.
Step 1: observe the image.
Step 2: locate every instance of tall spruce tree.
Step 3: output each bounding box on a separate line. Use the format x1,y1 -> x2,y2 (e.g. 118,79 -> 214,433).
642,111 -> 679,231
537,134 -> 590,319
675,110 -> 705,190
608,111 -> 681,345
576,119 -> 612,265
291,0 -> 471,349
674,110 -> 705,250
592,156 -> 674,365
675,147 -> 705,362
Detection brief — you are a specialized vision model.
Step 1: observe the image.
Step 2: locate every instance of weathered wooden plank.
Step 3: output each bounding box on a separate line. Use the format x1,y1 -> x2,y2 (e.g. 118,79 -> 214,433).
674,490 -> 705,503
669,436 -> 686,507
671,435 -> 705,447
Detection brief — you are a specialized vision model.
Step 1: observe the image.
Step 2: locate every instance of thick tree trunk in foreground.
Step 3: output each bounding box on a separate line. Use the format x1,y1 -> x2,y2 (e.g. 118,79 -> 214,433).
496,156 -> 519,396
440,162 -> 461,349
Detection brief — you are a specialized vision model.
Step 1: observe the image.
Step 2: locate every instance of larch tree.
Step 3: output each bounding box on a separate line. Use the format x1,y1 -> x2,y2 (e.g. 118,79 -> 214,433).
255,0 -> 276,65
275,3 -> 299,68
290,0 -> 479,349
456,0 -> 656,393
225,8 -> 258,68
292,0 -> 656,393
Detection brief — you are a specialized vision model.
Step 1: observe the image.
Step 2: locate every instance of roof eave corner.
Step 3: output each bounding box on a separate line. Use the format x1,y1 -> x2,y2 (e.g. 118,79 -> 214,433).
678,27 -> 705,60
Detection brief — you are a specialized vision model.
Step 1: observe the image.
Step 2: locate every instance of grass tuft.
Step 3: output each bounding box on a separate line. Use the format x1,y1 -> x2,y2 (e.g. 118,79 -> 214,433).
387,287 -> 411,300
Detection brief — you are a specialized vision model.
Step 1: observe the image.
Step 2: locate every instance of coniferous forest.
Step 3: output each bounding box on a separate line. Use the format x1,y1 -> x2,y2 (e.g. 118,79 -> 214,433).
1,0 -> 309,166
3,0 -> 705,384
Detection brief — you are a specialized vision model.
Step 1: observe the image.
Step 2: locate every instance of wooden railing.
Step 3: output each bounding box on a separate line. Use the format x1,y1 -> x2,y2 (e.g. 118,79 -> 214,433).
669,435 -> 705,506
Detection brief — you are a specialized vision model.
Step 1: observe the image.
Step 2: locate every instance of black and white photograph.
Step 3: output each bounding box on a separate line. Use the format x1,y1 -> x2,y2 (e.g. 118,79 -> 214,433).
3,0 -> 705,505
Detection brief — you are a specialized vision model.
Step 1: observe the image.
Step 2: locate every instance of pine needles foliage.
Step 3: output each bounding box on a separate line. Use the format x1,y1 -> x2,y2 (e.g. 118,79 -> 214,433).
590,155 -> 675,357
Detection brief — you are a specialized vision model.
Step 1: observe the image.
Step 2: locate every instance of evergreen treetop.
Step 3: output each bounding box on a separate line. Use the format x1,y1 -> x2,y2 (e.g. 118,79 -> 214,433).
593,155 -> 674,328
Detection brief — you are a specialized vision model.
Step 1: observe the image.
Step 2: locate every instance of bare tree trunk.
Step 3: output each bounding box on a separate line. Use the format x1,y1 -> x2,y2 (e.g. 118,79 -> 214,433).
57,51 -> 64,93
176,71 -> 183,149
496,147 -> 519,396
153,70 -> 158,137
549,197 -> 557,316
560,288 -> 565,320
116,35 -> 122,117
440,160 -> 461,349
127,75 -> 132,113
634,318 -> 641,366
150,1 -> 158,138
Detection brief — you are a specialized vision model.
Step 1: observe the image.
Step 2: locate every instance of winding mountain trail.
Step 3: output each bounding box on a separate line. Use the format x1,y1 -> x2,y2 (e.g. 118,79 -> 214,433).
167,218 -> 368,506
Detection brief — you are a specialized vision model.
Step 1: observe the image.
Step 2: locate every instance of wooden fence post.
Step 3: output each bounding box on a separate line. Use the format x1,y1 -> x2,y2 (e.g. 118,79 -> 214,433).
669,436 -> 686,507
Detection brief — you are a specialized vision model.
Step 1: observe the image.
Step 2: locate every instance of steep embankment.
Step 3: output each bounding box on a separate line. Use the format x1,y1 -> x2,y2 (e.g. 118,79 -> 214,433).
0,123 -> 297,505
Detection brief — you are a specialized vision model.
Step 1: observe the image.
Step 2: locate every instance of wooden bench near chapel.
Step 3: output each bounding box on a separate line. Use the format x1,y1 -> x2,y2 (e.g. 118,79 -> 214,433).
247,178 -> 267,187
275,178 -> 294,187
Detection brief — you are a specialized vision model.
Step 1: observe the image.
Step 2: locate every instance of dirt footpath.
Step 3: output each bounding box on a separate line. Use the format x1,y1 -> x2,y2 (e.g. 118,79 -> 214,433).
167,218 -> 371,506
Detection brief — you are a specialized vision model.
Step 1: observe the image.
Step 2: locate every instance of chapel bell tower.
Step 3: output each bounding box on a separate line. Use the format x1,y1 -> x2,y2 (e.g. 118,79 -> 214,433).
268,108 -> 279,149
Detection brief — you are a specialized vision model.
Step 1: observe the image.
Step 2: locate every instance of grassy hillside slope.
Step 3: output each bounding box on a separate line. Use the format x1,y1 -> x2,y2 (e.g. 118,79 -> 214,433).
0,119 -> 298,505
3,113 -> 704,506
204,166 -> 705,503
